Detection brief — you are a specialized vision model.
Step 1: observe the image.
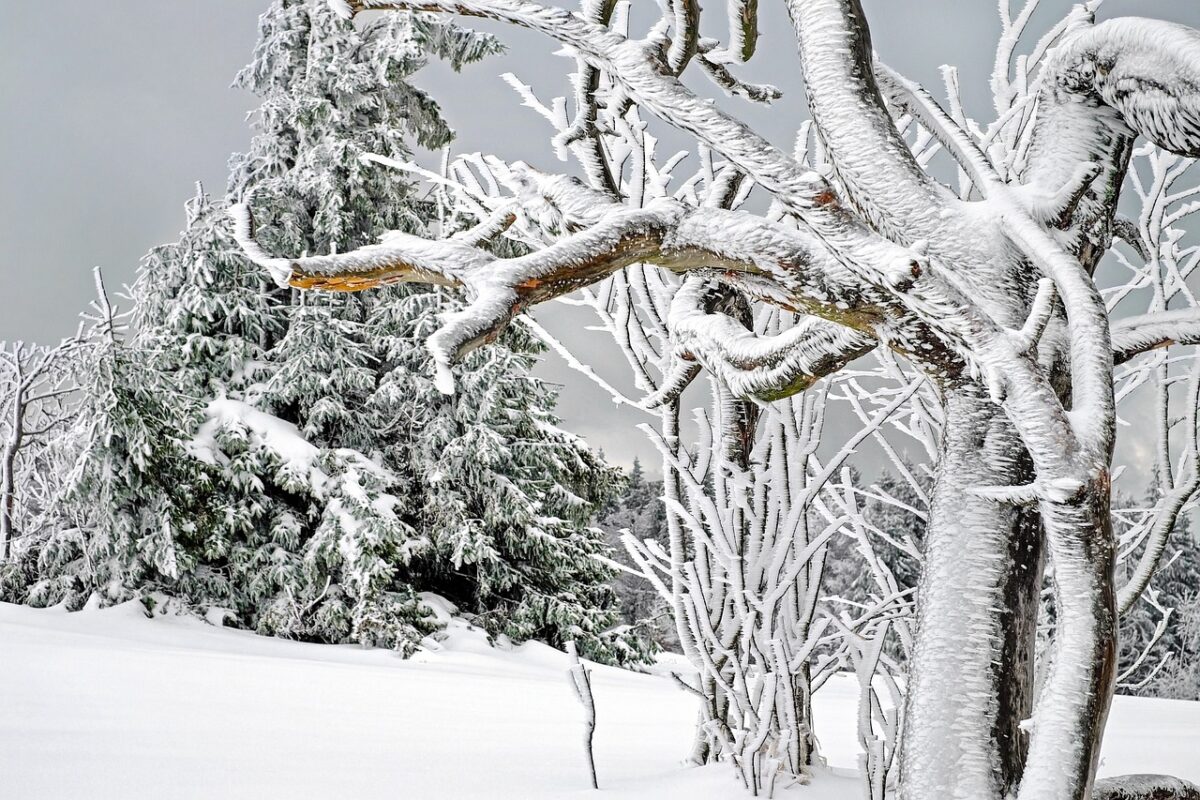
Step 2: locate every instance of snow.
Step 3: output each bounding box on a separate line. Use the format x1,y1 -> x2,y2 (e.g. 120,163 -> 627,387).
1,601 -> 1198,799
189,397 -> 319,472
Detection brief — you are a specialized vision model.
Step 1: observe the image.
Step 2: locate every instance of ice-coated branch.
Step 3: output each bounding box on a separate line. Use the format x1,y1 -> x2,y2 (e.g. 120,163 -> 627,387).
555,0 -> 619,192
1050,19 -> 1200,159
1116,363 -> 1200,616
665,0 -> 700,73
1111,309 -> 1200,365
694,41 -> 781,104
785,0 -> 947,243
1025,16 -> 1200,238
724,0 -> 759,63
666,278 -> 876,402
338,0 -> 816,199
233,165 -> 967,393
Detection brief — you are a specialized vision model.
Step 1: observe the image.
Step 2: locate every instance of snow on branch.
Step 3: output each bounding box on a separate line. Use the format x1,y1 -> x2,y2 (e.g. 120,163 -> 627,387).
665,277 -> 876,402
1092,774 -> 1200,800
1047,19 -> 1200,160
1112,309 -> 1200,365
785,0 -> 945,240
233,164 -> 949,393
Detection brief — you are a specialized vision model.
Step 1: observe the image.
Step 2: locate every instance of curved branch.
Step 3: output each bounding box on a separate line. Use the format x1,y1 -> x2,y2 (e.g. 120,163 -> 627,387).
667,279 -> 876,402
1059,20 -> 1200,159
1116,473 -> 1199,617
1025,17 -> 1200,255
785,0 -> 947,242
1116,360 -> 1200,616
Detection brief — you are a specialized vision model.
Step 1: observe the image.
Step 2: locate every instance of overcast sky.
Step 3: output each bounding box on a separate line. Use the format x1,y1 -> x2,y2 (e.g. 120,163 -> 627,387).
3,0 -> 1199,473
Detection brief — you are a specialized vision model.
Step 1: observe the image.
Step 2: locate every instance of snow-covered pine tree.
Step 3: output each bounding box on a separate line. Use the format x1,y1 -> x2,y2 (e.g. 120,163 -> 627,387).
28,271 -> 218,611
134,185 -> 281,399
125,184 -> 327,629
118,0 -> 629,660
382,300 -> 635,662
594,459 -> 674,649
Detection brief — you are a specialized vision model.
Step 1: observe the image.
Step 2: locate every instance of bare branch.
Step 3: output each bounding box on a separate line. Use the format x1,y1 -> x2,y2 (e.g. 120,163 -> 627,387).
233,177 -> 933,392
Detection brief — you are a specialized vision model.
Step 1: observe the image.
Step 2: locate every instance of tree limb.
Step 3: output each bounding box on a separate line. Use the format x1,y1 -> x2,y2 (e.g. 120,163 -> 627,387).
1112,309 -> 1200,365
232,177 -> 933,393
666,278 -> 876,402
785,0 -> 947,242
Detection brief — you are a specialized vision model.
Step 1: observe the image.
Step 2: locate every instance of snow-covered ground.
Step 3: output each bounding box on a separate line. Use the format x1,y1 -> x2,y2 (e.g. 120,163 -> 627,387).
1,599 -> 1198,799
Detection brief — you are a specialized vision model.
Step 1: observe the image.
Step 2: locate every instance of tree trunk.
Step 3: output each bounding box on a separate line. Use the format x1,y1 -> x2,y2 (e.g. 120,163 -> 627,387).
900,384 -> 1043,799
0,441 -> 20,562
1017,480 -> 1116,800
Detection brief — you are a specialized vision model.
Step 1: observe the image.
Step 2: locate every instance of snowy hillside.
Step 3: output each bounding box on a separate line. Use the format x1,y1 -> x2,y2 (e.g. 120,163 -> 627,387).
1,600 -> 1198,800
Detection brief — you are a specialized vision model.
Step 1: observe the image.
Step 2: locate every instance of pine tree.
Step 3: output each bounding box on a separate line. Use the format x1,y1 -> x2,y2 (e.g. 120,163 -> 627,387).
134,186 -> 281,400
220,0 -> 632,661
394,311 -> 632,662
21,0 -> 635,662
28,272 -> 218,611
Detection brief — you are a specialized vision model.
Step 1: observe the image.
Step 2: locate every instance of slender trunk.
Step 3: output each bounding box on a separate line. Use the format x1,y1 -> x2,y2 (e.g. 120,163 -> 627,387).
900,384 -> 1042,800
0,446 -> 15,561
998,505 -> 1044,792
1017,484 -> 1116,800
0,401 -> 22,562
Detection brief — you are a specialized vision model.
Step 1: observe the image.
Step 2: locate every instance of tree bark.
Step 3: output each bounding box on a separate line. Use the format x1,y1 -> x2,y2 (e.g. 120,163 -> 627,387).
900,384 -> 1042,800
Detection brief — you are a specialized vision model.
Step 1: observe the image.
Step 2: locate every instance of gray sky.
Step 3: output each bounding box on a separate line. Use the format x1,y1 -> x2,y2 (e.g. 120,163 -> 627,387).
3,0 -> 1199,474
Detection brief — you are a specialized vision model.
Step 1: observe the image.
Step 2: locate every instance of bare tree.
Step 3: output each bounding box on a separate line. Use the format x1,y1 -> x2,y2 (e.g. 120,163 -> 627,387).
377,103 -> 918,793
0,335 -> 85,562
235,0 -> 1200,797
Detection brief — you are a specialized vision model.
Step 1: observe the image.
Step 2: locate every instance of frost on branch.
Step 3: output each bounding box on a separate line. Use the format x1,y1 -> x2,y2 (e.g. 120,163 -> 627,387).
241,0 -> 1200,797
666,277 -> 875,402
1092,775 -> 1200,800
233,163 -> 944,396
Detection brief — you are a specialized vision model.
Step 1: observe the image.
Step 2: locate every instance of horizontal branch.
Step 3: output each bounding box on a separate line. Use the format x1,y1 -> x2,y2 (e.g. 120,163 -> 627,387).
1112,309 -> 1200,365
233,185 -> 932,393
1092,774 -> 1200,800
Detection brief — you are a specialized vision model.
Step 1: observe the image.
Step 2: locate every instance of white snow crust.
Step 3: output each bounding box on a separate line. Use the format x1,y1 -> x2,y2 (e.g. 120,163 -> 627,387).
1,602 -> 1198,799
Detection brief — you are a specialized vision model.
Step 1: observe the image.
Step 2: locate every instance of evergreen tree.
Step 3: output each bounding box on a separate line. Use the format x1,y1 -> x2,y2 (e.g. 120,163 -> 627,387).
134,186 -> 281,400
594,459 -> 674,651
12,0 -> 634,663
28,272 -> 218,611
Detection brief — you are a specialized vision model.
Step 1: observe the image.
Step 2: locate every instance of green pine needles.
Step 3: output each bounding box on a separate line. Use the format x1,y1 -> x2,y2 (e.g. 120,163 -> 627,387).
3,0 -> 646,666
